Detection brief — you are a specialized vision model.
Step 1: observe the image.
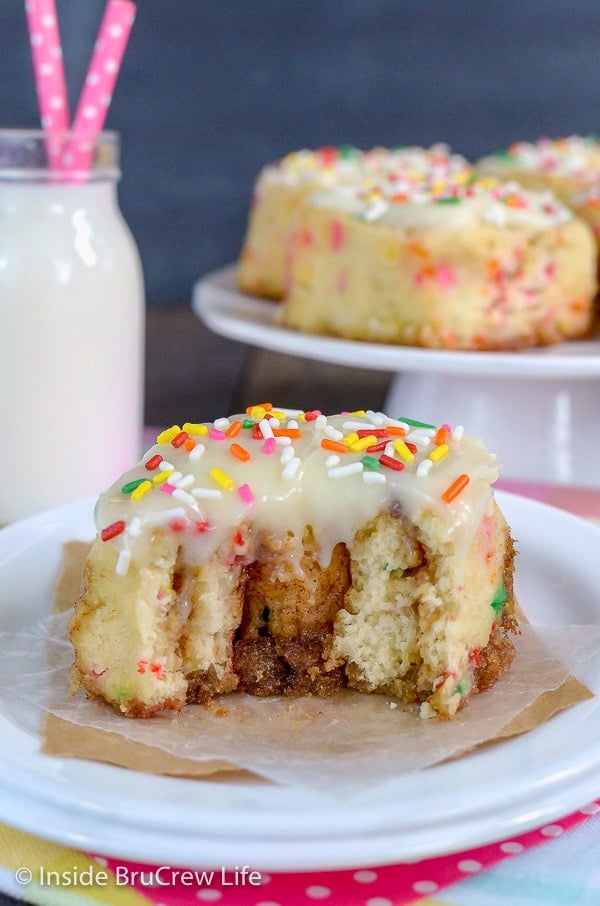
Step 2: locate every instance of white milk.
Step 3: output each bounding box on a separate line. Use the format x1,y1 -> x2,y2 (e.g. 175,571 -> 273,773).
0,131 -> 144,523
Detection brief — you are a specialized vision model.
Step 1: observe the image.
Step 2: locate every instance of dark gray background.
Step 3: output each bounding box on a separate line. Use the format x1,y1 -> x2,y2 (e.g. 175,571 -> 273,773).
2,0 -> 600,307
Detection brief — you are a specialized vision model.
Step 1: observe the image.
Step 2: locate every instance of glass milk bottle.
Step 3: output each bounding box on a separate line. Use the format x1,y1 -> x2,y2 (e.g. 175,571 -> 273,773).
0,130 -> 144,523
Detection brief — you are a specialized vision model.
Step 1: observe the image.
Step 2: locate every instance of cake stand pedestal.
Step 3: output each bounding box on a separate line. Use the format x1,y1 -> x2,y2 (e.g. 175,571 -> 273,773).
385,372 -> 598,485
193,266 -> 600,487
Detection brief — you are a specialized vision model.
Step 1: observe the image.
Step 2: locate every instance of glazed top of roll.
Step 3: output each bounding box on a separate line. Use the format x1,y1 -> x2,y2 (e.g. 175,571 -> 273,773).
257,143 -> 473,190
94,405 -> 501,575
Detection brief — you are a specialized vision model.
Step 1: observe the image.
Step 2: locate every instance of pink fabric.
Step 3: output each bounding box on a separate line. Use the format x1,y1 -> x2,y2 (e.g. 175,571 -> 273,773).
495,477 -> 551,501
497,478 -> 600,516
92,801 -> 600,906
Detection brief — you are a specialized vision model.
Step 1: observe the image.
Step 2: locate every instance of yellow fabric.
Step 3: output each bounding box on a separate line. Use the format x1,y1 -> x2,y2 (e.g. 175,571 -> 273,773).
0,822 -> 460,905
0,823 -> 150,905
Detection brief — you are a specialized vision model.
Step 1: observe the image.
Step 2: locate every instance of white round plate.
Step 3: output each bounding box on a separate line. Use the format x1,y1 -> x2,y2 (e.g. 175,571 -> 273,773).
193,266 -> 600,379
0,494 -> 599,871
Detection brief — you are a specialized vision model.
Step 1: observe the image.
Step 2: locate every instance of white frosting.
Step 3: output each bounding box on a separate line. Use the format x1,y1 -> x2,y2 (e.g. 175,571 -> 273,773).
94,408 -> 500,574
260,144 -> 472,189
308,179 -> 573,231
479,135 -> 600,183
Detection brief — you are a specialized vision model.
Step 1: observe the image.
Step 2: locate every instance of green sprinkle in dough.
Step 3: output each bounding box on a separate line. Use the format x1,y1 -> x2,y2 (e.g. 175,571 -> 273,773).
491,585 -> 507,614
382,562 -> 400,576
454,682 -> 469,695
435,196 -> 461,204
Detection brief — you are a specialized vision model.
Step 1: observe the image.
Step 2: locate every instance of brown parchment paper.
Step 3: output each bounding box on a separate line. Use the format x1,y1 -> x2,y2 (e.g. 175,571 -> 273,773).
0,541 -> 596,791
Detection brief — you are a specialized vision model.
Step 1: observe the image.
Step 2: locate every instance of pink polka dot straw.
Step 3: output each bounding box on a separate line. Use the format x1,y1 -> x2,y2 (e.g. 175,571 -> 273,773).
67,0 -> 136,176
24,0 -> 69,168
24,0 -> 137,177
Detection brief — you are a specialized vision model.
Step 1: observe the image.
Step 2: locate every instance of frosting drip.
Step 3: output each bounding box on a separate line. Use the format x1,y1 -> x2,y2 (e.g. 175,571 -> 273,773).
94,407 -> 500,575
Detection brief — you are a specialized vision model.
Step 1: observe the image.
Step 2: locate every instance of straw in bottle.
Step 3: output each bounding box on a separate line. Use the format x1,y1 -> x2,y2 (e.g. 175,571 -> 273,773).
24,0 -> 69,168
24,0 -> 136,177
64,0 -> 137,176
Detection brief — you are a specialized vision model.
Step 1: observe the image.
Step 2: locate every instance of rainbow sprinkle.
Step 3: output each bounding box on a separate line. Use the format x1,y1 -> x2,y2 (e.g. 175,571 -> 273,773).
99,406 -> 486,568
209,467 -> 234,490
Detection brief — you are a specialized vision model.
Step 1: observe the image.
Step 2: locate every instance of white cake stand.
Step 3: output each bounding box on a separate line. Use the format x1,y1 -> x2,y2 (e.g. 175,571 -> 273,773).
193,266 -> 600,486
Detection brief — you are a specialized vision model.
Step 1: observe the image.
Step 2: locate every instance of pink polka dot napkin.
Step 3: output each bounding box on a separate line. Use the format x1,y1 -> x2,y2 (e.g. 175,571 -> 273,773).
91,800 -> 600,906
